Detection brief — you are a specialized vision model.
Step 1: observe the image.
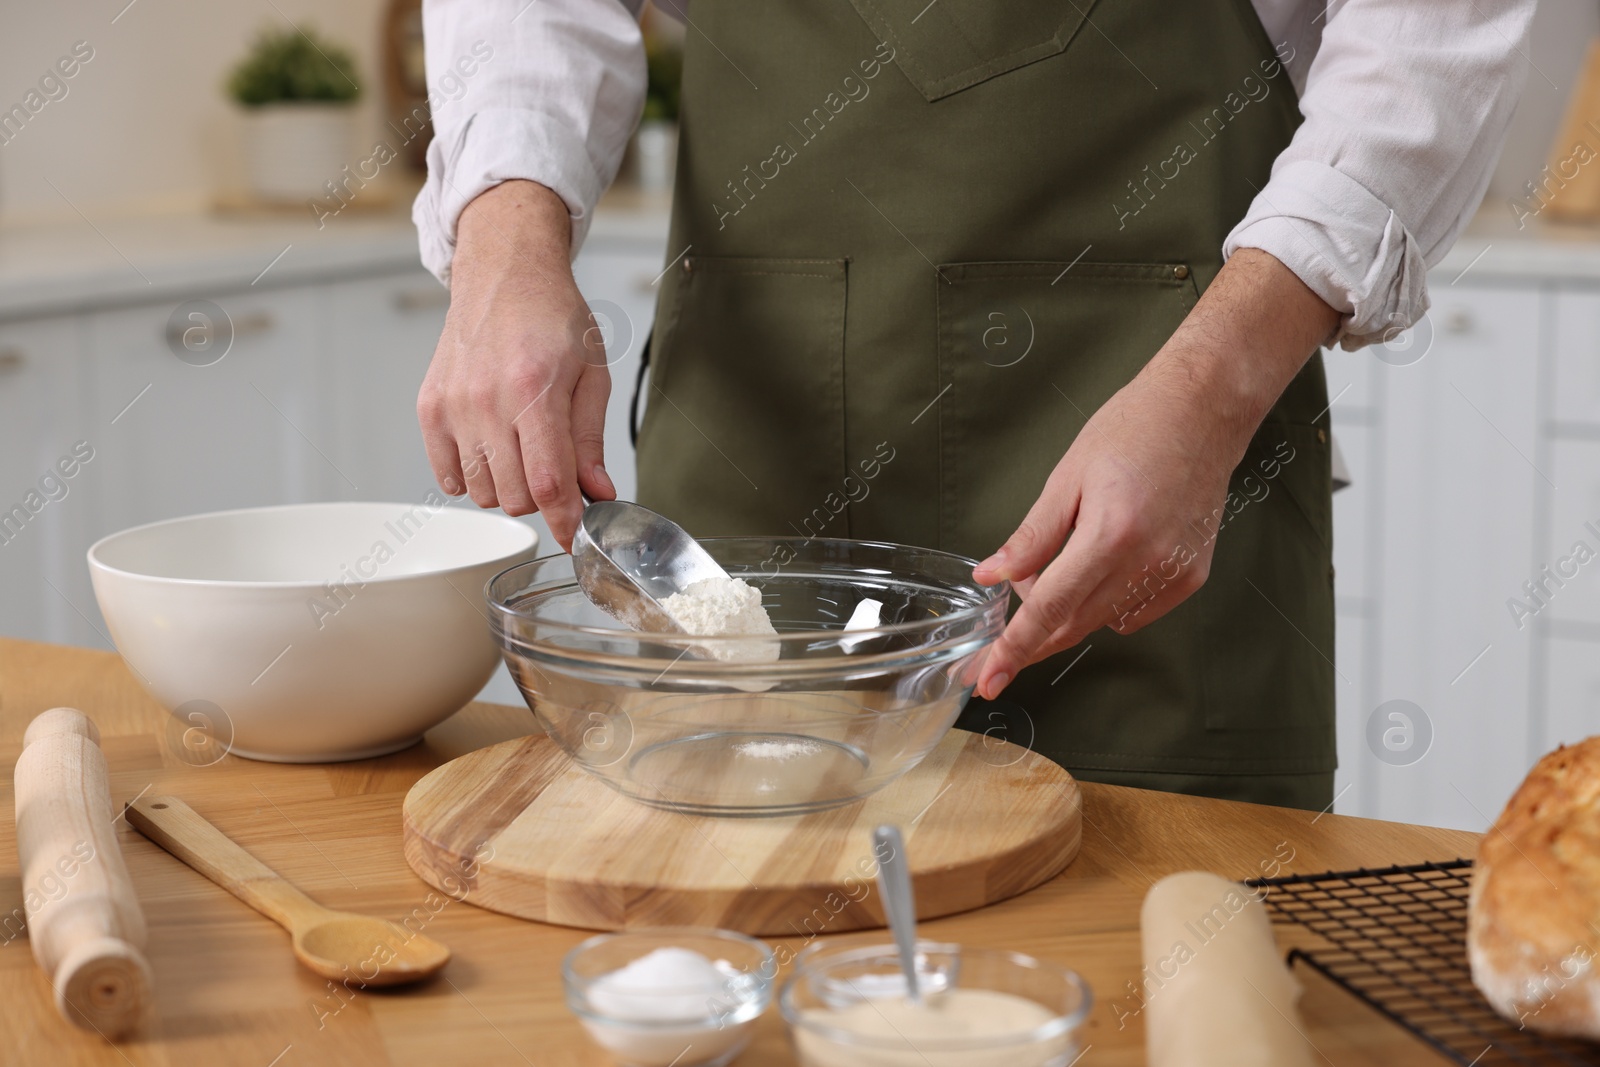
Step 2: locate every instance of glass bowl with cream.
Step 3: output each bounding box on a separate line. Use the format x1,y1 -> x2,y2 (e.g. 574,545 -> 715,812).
563,928 -> 775,1067
488,538 -> 1007,816
780,941 -> 1091,1067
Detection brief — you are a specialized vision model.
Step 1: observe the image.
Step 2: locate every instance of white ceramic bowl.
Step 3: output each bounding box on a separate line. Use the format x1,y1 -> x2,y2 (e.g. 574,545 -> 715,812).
88,501 -> 538,762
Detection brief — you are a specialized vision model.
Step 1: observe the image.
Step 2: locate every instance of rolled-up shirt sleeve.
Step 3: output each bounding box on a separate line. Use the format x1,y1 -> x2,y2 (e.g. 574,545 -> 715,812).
1224,0 -> 1535,350
412,0 -> 647,284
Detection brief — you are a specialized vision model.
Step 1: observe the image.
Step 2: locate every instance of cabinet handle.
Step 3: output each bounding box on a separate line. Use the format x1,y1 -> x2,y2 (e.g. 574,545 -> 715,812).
163,312 -> 273,348
0,348 -> 23,373
1442,309 -> 1474,335
395,289 -> 451,312
234,312 -> 274,337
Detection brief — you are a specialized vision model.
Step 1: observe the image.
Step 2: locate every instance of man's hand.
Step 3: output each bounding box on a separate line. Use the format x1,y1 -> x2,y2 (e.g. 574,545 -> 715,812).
418,180 -> 616,552
972,249 -> 1340,699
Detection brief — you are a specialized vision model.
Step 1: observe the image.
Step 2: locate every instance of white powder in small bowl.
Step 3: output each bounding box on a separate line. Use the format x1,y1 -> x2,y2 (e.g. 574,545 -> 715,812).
580,946 -> 758,1066
588,946 -> 732,1022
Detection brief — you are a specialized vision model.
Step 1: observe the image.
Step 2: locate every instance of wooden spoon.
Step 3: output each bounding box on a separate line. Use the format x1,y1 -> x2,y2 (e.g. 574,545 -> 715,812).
127,795 -> 448,986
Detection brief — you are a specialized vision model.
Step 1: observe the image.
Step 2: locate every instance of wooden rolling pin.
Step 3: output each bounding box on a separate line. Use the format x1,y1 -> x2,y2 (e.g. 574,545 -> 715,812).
1141,872 -> 1315,1067
13,707 -> 151,1038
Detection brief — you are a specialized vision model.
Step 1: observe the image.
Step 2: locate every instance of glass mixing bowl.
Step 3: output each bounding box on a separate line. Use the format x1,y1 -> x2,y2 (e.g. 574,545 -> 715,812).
487,537 -> 1008,816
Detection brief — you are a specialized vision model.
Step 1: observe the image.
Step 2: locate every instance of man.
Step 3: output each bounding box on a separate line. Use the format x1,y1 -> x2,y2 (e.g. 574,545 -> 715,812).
413,0 -> 1533,808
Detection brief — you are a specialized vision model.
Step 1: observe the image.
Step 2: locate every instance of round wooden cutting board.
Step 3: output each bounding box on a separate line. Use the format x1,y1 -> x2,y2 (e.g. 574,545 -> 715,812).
402,728 -> 1081,935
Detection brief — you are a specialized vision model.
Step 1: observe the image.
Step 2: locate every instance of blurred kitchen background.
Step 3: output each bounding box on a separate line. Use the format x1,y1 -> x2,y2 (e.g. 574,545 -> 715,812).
2,0 -> 1599,830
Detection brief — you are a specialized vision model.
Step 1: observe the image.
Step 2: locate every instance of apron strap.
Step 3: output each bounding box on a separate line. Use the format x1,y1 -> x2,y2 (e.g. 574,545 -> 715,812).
629,333 -> 651,449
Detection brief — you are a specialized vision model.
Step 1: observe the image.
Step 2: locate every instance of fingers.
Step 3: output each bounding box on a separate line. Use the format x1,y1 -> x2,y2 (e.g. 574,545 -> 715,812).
955,641 -> 998,691
420,350 -> 508,509
1020,572 -> 1144,670
571,363 -> 615,501
976,531 -> 1108,699
516,390 -> 584,551
418,384 -> 468,497
977,529 -> 1215,697
973,476 -> 1081,586
458,438 -> 502,509
1015,555 -> 1201,671
481,431 -> 533,516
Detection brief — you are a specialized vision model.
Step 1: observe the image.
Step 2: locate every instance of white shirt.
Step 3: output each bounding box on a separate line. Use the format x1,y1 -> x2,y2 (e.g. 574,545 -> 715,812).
413,0 -> 1534,350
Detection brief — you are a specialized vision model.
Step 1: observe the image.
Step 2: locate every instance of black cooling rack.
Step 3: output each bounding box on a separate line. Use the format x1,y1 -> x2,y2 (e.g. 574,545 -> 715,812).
1245,860 -> 1600,1066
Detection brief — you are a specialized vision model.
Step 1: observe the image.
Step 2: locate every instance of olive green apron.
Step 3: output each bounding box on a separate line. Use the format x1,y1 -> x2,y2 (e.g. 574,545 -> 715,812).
636,0 -> 1336,809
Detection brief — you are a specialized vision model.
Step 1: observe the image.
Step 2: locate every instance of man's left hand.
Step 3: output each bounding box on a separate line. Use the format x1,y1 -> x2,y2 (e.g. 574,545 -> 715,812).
972,248 -> 1341,699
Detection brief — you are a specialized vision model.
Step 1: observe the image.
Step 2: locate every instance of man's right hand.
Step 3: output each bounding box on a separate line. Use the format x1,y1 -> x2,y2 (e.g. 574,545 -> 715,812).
417,180 -> 616,552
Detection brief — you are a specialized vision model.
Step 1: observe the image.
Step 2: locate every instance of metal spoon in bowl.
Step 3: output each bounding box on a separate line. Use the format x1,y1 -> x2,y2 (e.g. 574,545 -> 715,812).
572,500 -> 729,632
873,824 -> 922,1005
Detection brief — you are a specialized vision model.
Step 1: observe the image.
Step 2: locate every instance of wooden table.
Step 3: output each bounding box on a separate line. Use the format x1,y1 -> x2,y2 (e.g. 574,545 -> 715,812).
0,638 -> 1480,1066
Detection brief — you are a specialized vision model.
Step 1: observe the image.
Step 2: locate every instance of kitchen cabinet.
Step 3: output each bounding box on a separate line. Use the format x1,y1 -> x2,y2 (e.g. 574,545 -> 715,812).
318,273 -> 449,505
1542,634 -> 1600,753
1369,285 -> 1543,829
1323,339 -> 1377,413
1332,612 -> 1371,816
1329,421 -> 1375,613
0,316 -> 96,648
81,288 -> 325,528
48,289 -> 328,652
1324,342 -> 1383,818
1327,273 -> 1600,829
1543,438 -> 1600,627
1552,288 -> 1600,427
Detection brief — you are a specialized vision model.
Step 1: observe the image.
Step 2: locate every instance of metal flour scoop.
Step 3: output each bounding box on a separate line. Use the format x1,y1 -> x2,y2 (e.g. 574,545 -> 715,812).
571,500 -> 731,633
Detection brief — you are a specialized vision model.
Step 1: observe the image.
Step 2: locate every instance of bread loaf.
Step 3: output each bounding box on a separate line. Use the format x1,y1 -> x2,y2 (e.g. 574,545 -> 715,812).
1469,737 -> 1600,1038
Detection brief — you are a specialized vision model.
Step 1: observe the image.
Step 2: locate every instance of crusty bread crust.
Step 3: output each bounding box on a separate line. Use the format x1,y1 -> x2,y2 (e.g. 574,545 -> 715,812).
1469,737 -> 1600,1038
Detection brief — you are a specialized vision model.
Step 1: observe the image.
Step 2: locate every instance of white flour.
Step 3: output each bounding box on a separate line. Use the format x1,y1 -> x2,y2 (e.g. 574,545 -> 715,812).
660,576 -> 779,665
660,576 -> 775,637
733,737 -> 823,762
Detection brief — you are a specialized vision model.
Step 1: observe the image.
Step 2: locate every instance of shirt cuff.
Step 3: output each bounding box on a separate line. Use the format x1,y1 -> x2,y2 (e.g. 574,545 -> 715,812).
1223,159 -> 1431,352
411,107 -> 606,286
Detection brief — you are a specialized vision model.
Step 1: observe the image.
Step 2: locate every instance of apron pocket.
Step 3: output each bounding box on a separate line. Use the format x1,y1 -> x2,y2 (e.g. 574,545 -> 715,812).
636,256 -> 848,537
934,260 -> 1197,560
848,0 -> 1093,101
1200,421 -> 1335,733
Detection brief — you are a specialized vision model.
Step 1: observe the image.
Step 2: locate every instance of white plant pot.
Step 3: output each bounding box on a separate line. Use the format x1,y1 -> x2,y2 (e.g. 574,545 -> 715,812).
632,120 -> 678,192
239,102 -> 354,202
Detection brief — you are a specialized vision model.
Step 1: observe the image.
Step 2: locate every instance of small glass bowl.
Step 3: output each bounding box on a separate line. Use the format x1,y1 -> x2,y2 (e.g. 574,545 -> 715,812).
780,940 -> 1092,1067
489,538 -> 1008,817
563,928 -> 776,1067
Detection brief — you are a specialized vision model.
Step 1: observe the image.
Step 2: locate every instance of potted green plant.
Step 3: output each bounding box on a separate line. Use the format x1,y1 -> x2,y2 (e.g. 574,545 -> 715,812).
228,26 -> 361,202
